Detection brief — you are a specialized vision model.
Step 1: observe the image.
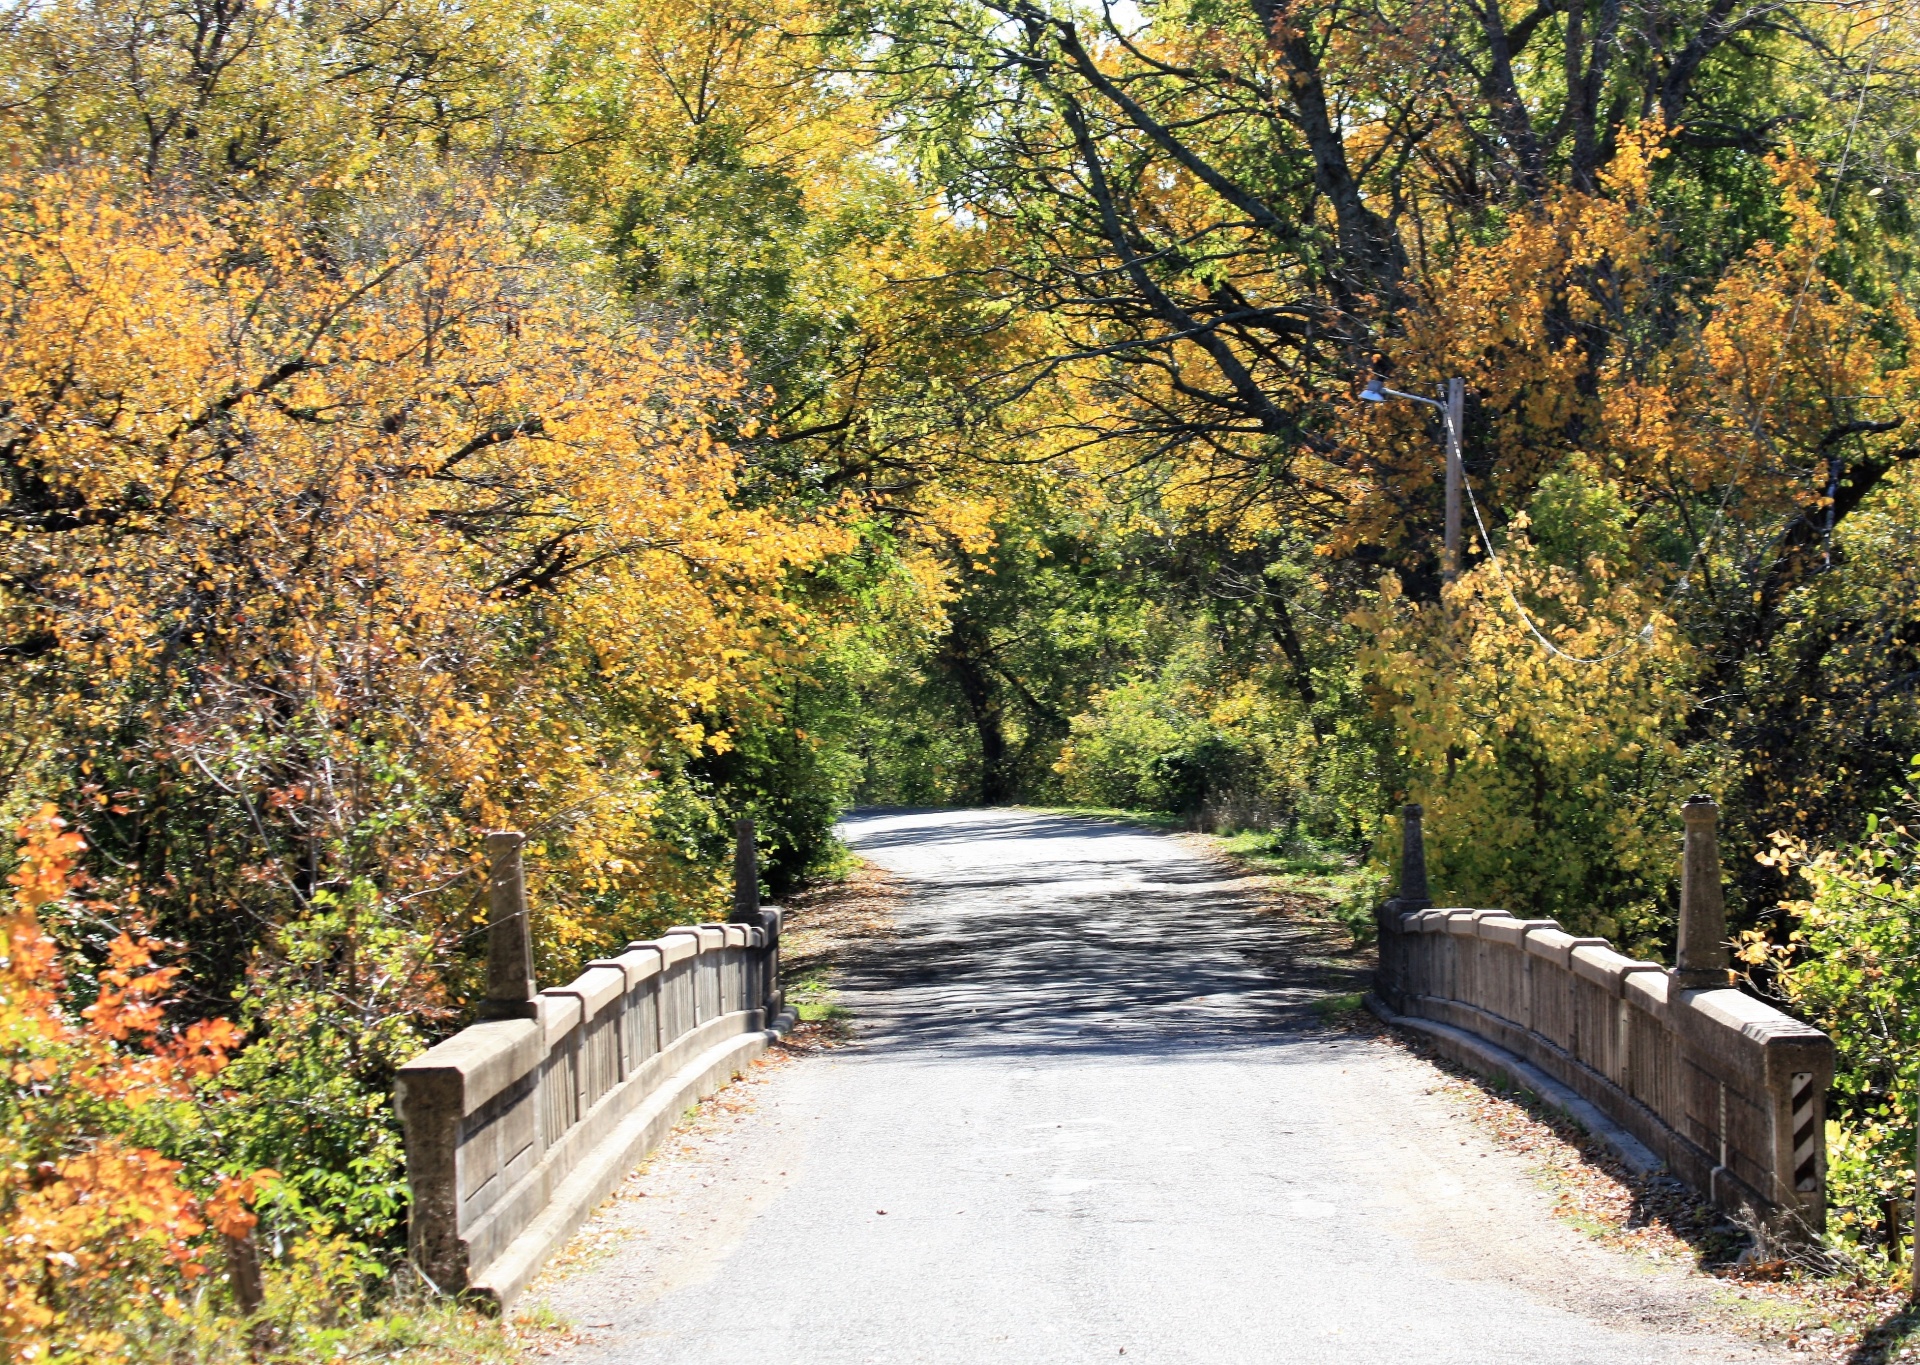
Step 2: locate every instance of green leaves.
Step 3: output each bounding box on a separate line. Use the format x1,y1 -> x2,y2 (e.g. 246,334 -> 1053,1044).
1764,792 -> 1920,1260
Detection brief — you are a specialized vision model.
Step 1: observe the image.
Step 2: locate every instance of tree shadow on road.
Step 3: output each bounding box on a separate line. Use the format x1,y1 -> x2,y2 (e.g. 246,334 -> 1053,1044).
832,809 -> 1373,1062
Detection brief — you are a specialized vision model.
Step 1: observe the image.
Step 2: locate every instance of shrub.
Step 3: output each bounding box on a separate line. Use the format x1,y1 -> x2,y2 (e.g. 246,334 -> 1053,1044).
0,807 -> 263,1362
1741,767 -> 1920,1262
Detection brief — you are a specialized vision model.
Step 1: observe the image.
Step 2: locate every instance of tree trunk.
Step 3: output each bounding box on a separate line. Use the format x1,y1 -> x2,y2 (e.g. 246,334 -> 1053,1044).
936,621 -> 1016,805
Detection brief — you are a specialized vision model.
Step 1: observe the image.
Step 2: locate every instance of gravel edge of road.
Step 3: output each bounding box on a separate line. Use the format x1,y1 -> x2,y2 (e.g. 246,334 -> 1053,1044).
507,859 -> 912,1357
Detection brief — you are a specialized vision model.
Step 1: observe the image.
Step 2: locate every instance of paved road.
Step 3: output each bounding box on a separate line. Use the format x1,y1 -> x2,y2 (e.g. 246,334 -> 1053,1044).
530,808 -> 1783,1364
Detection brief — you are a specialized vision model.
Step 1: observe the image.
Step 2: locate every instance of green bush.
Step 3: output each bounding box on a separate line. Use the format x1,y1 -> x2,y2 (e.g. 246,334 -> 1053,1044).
1745,762 -> 1920,1263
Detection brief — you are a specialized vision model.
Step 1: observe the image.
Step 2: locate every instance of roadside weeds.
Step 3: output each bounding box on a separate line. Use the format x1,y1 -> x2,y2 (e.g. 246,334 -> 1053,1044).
780,858 -> 905,1031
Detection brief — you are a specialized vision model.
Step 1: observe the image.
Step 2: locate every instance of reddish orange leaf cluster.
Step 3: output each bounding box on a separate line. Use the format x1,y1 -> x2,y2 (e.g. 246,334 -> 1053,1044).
0,806 -> 259,1362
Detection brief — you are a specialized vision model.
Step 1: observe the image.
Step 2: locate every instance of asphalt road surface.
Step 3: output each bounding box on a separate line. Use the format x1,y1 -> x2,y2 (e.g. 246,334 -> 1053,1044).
529,807 -> 1785,1365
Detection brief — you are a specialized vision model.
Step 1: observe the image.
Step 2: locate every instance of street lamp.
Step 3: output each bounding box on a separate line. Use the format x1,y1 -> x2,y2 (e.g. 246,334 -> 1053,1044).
1361,375 -> 1467,583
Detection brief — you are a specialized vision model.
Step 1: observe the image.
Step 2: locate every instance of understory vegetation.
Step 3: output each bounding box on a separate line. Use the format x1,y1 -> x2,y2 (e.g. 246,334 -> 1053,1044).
0,0 -> 1918,1352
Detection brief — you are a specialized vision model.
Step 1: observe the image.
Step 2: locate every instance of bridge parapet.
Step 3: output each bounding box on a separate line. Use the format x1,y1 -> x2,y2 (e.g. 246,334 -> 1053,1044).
397,827 -> 791,1307
1373,802 -> 1832,1242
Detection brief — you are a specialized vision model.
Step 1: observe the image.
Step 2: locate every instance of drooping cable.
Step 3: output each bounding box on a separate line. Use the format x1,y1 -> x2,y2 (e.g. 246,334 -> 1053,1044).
1456,455 -> 1653,666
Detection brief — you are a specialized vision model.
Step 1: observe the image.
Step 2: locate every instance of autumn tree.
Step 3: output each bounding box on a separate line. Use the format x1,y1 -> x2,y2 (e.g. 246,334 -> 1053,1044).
832,0 -> 1920,904
0,166 -> 846,1265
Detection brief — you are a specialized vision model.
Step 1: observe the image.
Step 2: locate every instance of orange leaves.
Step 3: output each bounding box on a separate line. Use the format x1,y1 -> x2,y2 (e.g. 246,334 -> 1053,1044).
0,809 -> 222,1094
0,163 -> 845,924
1682,156 -> 1920,513
203,1171 -> 279,1240
0,147 -> 862,1101
82,934 -> 181,1044
166,1019 -> 245,1079
1362,139 -> 1663,493
0,807 -> 271,1361
0,811 -> 80,1036
0,1140 -> 210,1350
3,814 -> 83,917
1339,130 -> 1920,583
1339,128 -> 1920,947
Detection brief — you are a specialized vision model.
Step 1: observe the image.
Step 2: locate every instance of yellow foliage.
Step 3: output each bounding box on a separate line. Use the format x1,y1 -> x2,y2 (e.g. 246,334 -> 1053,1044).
0,165 -> 845,970
1337,139 -> 1920,942
1355,544 -> 1700,944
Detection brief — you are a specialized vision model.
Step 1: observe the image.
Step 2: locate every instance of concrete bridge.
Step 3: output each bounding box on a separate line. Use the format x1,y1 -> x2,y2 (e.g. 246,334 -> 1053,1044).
398,807 -> 1825,1362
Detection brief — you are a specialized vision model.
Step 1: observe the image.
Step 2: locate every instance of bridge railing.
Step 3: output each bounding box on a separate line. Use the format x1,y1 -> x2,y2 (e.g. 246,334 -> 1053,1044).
397,824 -> 789,1306
1372,800 -> 1832,1240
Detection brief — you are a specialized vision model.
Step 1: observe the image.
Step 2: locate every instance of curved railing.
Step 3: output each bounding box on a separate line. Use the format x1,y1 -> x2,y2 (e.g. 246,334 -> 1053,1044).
396,826 -> 790,1306
1371,801 -> 1831,1239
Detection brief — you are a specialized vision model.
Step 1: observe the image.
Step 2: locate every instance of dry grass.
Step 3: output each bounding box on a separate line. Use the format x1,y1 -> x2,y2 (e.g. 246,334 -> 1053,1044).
778,859 -> 905,1030
782,859 -> 904,966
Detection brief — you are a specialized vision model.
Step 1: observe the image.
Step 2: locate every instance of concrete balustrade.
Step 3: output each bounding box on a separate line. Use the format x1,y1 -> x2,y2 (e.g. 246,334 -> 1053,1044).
397,824 -> 792,1307
1371,801 -> 1833,1239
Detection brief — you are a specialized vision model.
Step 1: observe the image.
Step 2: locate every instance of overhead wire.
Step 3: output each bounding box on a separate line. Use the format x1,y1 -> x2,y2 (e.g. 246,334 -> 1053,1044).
1457,459 -> 1654,665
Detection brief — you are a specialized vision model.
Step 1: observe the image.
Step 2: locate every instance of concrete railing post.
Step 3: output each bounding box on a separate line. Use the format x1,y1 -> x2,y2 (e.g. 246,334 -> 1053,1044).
727,817 -> 782,1019
1674,796 -> 1731,990
1377,804 -> 1433,1009
477,831 -> 539,1020
1398,804 -> 1433,910
730,816 -> 760,923
761,906 -> 783,1020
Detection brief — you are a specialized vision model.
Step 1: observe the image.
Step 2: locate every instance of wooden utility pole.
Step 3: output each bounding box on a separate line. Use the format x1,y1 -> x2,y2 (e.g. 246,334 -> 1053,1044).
1444,377 -> 1465,582
1358,374 -> 1467,579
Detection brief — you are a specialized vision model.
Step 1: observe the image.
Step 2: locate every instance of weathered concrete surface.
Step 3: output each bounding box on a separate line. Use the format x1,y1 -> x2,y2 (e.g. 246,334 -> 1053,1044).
397,909 -> 781,1304
1376,798 -> 1832,1236
525,808 -> 1787,1364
